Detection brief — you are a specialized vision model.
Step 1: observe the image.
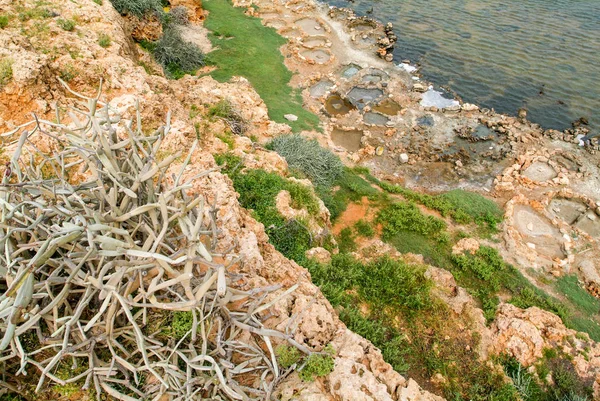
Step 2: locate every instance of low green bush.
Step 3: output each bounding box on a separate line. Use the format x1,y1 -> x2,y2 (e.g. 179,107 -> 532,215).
276,344 -> 334,381
337,227 -> 356,253
377,202 -> 446,241
153,27 -> 205,78
172,311 -> 193,340
354,219 -> 375,238
57,18 -> 76,31
98,33 -> 111,48
0,15 -> 9,29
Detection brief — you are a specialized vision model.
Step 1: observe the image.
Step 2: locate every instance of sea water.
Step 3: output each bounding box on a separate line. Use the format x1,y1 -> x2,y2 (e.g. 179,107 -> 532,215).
325,0 -> 600,132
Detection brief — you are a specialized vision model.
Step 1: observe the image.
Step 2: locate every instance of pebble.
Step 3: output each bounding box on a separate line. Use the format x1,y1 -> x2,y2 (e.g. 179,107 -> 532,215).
284,114 -> 298,121
527,222 -> 534,231
399,153 -> 409,163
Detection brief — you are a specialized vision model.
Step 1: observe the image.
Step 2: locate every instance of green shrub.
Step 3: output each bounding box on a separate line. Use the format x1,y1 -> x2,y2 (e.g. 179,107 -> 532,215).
172,311 -> 193,339
57,18 -> 76,31
214,152 -> 243,176
337,227 -> 357,253
93,0 -> 103,5
268,134 -> 344,188
276,345 -> 302,368
359,256 -> 433,312
0,58 -> 13,88
377,202 -> 446,241
367,175 -> 503,229
298,349 -> 335,382
109,0 -> 163,17
153,27 -> 205,78
0,15 -> 8,29
354,219 -> 375,238
98,33 -> 111,48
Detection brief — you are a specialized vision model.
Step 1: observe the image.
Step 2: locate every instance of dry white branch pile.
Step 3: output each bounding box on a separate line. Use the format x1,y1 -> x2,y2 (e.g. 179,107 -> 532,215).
0,82 -> 305,400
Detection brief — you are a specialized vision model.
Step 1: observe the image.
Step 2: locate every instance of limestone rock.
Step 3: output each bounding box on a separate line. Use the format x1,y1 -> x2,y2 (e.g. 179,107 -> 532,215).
305,247 -> 332,264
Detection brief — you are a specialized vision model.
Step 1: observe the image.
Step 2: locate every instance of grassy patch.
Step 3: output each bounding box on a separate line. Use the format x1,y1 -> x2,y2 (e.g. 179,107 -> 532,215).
354,219 -> 375,238
0,14 -> 9,29
500,352 -> 593,401
554,275 -> 600,340
98,33 -> 111,48
215,157 -> 321,262
378,202 -> 447,241
57,18 -> 76,31
305,254 -> 518,400
367,175 -> 502,230
319,167 -> 382,221
203,0 -> 320,132
0,58 -> 13,88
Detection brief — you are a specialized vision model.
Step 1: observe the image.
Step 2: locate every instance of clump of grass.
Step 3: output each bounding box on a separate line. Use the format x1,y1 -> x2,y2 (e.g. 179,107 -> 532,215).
93,0 -> 103,5
216,131 -> 235,149
109,0 -> 163,17
59,64 -> 77,82
268,134 -> 344,188
276,345 -> 334,381
97,33 -> 111,48
203,0 -> 320,132
337,227 -> 356,253
208,100 -> 247,135
57,18 -> 76,31
153,27 -> 205,78
354,219 -> 375,238
377,201 -> 446,241
0,14 -> 9,29
0,58 -> 13,88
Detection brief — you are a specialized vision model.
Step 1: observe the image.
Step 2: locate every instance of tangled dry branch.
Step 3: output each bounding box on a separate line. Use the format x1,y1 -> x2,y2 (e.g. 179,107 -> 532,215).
0,80 -> 306,400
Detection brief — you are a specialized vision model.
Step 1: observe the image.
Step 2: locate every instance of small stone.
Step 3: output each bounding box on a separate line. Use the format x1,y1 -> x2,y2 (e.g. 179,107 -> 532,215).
527,222 -> 534,231
455,160 -> 463,168
284,114 -> 298,121
527,242 -> 536,249
375,146 -> 384,156
399,153 -> 409,163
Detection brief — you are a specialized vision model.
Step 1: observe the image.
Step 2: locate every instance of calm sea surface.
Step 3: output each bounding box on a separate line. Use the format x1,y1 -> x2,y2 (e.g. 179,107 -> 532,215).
324,0 -> 600,132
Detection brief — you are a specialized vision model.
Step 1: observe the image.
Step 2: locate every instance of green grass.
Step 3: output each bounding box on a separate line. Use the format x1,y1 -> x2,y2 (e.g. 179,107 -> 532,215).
554,275 -> 600,340
57,18 -> 76,31
98,33 -> 111,48
378,202 -> 447,241
0,58 -> 13,88
203,0 -> 320,132
366,175 -> 503,231
354,219 -> 375,238
0,14 -> 9,29
214,157 -> 322,262
319,167 -> 382,221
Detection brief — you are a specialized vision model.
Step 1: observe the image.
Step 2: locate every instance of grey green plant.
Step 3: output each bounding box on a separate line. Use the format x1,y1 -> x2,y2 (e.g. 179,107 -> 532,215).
153,27 -> 205,78
0,79 -> 309,400
268,134 -> 344,188
170,6 -> 190,25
